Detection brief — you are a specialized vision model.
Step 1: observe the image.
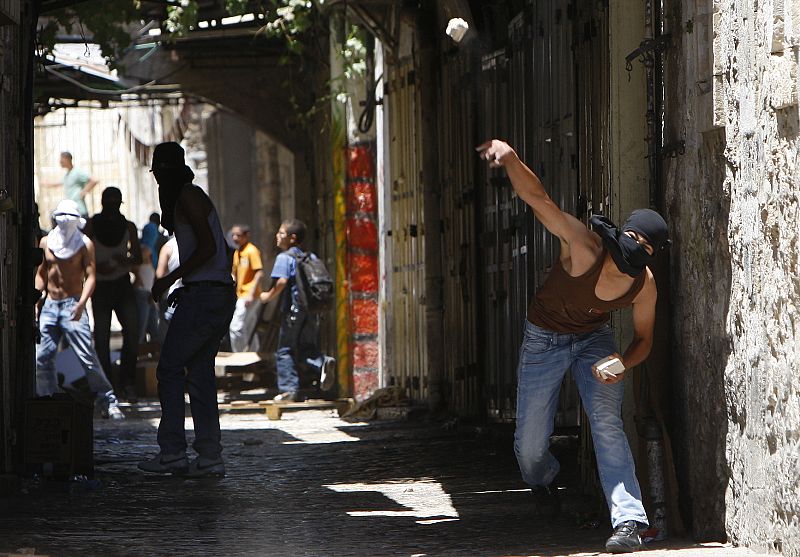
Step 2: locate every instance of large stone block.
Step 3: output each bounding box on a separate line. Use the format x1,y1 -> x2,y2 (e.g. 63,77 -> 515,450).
768,49 -> 799,110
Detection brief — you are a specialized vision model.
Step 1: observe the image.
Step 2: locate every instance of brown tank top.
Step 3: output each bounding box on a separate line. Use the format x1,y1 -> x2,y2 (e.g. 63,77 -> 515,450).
527,250 -> 645,333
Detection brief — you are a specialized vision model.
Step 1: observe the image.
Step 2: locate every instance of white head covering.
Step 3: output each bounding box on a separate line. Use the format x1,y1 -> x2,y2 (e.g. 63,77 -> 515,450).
48,200 -> 87,260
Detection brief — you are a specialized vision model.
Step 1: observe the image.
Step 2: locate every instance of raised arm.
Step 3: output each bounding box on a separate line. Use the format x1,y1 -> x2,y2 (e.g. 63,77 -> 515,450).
476,140 -> 586,244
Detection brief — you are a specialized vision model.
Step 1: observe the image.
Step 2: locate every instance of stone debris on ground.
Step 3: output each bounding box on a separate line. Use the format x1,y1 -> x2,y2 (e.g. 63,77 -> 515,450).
0,404 -> 780,557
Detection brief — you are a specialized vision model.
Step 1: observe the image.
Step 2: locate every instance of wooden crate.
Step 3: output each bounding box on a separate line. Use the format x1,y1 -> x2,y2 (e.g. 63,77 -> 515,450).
259,399 -> 354,421
135,359 -> 158,398
24,397 -> 93,479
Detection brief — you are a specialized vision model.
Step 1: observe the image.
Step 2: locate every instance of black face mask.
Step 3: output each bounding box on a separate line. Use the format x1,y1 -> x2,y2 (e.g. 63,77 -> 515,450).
590,210 -> 669,277
155,166 -> 194,233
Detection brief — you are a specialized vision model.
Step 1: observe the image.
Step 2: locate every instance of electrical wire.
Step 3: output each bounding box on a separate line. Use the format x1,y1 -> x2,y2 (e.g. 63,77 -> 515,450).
41,61 -> 185,96
357,73 -> 382,134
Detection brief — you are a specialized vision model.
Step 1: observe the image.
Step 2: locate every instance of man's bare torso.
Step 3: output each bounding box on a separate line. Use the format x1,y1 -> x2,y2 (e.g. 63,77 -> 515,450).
41,236 -> 88,299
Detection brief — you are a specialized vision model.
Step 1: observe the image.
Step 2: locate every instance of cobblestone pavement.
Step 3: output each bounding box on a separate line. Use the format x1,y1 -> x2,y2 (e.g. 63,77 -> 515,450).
0,403 -> 776,557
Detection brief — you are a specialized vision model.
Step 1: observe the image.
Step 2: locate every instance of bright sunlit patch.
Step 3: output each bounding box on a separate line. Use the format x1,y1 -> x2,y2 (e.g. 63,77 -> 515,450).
325,480 -> 459,524
149,410 -> 367,444
271,412 -> 365,444
466,488 -> 531,495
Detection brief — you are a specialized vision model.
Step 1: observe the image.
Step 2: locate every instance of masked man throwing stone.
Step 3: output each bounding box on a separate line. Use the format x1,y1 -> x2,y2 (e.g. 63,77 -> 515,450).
477,139 -> 669,553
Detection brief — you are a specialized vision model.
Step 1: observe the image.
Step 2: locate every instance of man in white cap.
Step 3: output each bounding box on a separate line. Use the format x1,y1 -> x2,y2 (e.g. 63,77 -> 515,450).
34,199 -> 123,419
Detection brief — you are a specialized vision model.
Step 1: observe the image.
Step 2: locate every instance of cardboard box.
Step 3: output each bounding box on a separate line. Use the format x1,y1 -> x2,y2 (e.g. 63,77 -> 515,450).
24,397 -> 93,479
135,359 -> 159,398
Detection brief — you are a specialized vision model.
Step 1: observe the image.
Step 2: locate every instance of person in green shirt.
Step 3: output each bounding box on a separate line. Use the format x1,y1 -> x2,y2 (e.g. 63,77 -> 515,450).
40,152 -> 99,217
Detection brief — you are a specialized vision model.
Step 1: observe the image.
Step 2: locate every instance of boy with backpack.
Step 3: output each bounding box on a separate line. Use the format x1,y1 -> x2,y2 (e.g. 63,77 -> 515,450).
260,219 -> 336,402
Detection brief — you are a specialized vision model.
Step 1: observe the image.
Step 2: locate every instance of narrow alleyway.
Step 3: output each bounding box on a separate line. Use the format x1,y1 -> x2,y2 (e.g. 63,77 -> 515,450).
0,407 -> 773,557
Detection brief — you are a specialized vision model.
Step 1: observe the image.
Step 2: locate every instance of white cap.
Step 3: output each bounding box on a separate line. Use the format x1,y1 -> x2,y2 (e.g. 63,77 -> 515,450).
52,199 -> 82,217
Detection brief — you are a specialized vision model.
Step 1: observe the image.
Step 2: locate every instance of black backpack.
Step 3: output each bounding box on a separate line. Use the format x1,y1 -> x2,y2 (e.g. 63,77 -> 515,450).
291,250 -> 334,313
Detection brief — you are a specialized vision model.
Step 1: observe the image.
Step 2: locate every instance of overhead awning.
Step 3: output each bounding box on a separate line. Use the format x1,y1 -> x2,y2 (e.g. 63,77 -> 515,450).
35,44 -> 182,111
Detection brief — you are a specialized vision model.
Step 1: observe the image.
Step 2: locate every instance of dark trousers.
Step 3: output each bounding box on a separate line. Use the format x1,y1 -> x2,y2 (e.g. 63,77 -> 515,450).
157,284 -> 235,458
92,276 -> 139,388
276,306 -> 323,393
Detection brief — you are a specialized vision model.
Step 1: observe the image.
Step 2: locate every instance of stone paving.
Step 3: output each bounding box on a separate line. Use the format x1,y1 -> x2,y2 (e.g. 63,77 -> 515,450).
0,403 -> 777,557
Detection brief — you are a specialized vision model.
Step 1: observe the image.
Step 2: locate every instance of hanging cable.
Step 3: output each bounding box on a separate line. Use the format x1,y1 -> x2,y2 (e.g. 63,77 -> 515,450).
357,32 -> 378,134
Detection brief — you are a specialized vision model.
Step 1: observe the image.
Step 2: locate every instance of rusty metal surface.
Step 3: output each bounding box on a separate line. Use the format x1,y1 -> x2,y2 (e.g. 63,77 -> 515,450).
383,58 -> 428,402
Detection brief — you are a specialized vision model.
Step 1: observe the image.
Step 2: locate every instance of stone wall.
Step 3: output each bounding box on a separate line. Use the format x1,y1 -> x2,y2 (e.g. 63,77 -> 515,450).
665,0 -> 800,553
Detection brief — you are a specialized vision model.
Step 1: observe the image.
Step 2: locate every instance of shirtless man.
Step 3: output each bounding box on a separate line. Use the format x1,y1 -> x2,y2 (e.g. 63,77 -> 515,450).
35,199 -> 123,419
477,140 -> 669,553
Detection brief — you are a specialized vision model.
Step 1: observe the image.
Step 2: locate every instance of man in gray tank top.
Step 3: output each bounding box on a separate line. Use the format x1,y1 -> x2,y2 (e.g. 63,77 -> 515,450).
138,142 -> 235,478
83,186 -> 142,403
478,139 -> 670,554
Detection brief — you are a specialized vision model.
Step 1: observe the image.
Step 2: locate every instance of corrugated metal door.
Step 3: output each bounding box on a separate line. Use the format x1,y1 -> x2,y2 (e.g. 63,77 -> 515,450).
478,48 -> 516,421
576,2 -> 612,217
574,0 -> 612,493
478,1 -> 581,425
384,59 -> 428,401
438,49 -> 481,416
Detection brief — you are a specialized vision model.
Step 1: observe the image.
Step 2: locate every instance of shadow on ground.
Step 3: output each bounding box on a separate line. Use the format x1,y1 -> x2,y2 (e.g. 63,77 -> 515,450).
0,405 -> 763,557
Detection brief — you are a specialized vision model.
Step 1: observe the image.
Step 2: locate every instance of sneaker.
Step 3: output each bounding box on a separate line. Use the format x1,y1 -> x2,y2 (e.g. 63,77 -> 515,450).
605,520 -> 644,553
273,391 -> 296,403
320,356 -> 336,391
137,452 -> 189,474
185,456 -> 225,478
530,484 -> 560,519
99,392 -> 125,420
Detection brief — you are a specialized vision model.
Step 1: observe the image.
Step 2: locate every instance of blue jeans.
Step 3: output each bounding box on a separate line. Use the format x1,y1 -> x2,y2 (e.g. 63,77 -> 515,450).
36,296 -> 113,397
276,305 -> 324,393
156,284 -> 235,458
514,320 -> 648,528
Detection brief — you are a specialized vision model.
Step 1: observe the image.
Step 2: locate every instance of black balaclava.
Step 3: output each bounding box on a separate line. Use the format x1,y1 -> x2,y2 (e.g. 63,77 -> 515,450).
590,209 -> 670,277
92,186 -> 127,247
156,167 -> 194,233
151,142 -> 194,233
